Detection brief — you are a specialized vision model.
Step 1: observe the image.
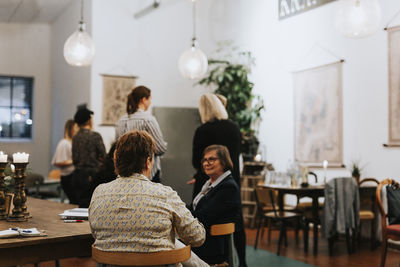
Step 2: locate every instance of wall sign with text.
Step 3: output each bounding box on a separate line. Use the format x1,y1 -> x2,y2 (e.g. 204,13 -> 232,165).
279,0 -> 337,20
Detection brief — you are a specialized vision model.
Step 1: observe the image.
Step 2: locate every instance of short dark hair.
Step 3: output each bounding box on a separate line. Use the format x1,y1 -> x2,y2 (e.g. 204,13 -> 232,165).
127,86 -> 151,114
114,130 -> 155,177
203,145 -> 233,172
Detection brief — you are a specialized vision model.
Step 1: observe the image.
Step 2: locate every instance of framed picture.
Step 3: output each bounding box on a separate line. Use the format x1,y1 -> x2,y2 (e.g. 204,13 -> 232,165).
100,74 -> 137,126
387,26 -> 400,146
293,61 -> 343,167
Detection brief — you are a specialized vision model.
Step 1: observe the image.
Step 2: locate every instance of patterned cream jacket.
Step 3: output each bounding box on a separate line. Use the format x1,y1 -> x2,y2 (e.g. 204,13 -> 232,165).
89,173 -> 205,252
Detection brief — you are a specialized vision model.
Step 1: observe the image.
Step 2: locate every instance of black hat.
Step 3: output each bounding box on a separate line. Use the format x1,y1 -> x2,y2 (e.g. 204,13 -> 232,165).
74,107 -> 94,124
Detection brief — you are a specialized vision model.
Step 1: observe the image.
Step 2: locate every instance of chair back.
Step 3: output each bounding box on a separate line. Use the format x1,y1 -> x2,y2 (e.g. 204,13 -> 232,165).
308,171 -> 318,183
49,169 -> 61,180
210,223 -> 235,236
376,179 -> 398,233
254,186 -> 278,217
210,223 -> 236,267
92,244 -> 191,266
358,178 -> 379,212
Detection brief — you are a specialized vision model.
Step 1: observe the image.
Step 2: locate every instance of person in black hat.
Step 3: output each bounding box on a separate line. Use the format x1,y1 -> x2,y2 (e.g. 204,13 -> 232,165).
71,107 -> 106,208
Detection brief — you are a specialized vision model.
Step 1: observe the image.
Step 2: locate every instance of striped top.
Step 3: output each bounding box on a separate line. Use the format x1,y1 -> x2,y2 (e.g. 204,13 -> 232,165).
115,109 -> 167,179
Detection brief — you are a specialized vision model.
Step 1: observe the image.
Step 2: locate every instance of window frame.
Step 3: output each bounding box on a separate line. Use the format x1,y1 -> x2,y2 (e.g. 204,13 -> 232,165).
0,75 -> 34,141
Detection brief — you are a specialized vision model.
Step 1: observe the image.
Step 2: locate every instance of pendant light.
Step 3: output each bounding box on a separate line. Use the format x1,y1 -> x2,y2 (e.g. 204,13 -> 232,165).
178,0 -> 208,79
64,0 -> 95,67
335,0 -> 382,38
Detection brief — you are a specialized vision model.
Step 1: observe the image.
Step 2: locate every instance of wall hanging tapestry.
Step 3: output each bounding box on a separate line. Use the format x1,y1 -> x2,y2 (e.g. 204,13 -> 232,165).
293,61 -> 343,167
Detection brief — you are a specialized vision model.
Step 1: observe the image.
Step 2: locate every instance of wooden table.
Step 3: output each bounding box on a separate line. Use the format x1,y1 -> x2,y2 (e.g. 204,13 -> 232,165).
259,182 -> 377,255
0,198 -> 93,266
259,183 -> 325,255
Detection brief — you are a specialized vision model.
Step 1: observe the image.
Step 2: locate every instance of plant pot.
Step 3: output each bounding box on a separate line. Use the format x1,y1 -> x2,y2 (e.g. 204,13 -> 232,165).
242,134 -> 259,162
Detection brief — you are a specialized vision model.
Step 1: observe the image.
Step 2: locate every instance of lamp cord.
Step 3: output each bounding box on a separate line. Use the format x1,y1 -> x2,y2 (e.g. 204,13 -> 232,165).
192,1 -> 197,46
80,0 -> 84,22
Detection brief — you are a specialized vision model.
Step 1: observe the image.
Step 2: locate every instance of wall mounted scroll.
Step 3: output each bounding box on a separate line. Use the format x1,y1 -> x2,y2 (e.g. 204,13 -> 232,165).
386,26 -> 400,147
100,74 -> 137,126
293,61 -> 343,167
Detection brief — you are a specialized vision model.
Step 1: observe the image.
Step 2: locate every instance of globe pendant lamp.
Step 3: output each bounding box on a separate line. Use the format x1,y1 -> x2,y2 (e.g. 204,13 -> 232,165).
335,0 -> 382,38
64,0 -> 95,66
178,1 -> 208,79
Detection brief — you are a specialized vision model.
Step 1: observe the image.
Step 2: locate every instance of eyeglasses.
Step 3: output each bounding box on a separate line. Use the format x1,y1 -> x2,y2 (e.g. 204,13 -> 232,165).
201,157 -> 219,165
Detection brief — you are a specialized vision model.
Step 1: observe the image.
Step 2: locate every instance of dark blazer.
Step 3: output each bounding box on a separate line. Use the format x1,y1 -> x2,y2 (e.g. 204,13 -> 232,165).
192,119 -> 242,199
190,174 -> 242,264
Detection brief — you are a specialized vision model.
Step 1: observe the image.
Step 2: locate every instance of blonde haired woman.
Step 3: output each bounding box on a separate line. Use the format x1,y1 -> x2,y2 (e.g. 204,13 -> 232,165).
52,119 -> 78,203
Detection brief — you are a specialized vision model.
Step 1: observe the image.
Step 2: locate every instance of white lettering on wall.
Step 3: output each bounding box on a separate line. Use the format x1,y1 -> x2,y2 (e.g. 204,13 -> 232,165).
280,0 -> 323,18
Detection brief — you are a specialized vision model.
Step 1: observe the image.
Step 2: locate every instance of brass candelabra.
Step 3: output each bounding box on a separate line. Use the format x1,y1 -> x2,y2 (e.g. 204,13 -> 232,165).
7,162 -> 29,222
0,162 -> 7,220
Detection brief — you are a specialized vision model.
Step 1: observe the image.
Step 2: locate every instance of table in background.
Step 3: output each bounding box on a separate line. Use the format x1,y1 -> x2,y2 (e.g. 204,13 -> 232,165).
0,198 -> 93,266
259,183 -> 324,255
259,182 -> 377,255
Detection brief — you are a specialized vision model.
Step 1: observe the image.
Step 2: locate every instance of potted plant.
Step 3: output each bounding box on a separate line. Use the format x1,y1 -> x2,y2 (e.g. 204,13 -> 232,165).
198,42 -> 264,161
350,161 -> 362,184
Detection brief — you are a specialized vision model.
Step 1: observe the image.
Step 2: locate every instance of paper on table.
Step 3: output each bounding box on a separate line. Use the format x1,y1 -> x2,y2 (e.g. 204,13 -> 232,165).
59,208 -> 88,219
0,228 -> 43,238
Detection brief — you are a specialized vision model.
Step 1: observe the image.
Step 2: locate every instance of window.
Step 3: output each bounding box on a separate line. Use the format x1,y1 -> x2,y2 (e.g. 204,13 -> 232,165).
0,76 -> 33,139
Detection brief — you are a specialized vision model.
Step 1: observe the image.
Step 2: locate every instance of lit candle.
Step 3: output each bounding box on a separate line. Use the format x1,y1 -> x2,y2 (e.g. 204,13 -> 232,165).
323,160 -> 328,183
0,151 -> 7,163
323,160 -> 328,169
254,154 -> 262,162
12,152 -> 29,163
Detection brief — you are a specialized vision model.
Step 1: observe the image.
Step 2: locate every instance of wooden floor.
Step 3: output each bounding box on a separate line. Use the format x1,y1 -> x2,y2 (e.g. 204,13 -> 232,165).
22,226 -> 400,267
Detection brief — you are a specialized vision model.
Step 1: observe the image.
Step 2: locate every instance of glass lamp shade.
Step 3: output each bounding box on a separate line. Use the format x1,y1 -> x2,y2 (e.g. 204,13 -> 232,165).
64,23 -> 95,66
335,0 -> 381,38
178,46 -> 208,79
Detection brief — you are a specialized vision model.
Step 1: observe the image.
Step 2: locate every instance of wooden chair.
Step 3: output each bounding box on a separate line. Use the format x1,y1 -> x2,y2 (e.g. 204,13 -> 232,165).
92,244 -> 191,266
376,179 -> 400,267
254,186 -> 302,255
358,177 -> 379,250
210,223 -> 236,267
296,172 -> 323,211
253,186 -> 298,249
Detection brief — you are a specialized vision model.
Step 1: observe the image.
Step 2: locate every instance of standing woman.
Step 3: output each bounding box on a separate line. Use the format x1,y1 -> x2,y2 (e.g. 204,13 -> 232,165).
52,119 -> 78,203
191,93 -> 247,267
115,85 -> 167,183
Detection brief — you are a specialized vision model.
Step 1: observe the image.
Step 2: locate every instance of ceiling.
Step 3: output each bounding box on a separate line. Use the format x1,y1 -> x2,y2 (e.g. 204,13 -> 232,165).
0,0 -> 73,23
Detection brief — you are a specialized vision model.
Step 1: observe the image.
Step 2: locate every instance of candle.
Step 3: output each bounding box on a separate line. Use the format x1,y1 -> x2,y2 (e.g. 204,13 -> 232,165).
10,164 -> 15,173
12,152 -> 29,163
323,160 -> 328,183
323,160 -> 328,169
0,151 -> 7,163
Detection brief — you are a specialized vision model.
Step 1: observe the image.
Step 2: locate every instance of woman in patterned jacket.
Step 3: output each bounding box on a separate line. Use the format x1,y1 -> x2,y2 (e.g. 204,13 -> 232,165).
89,130 -> 208,267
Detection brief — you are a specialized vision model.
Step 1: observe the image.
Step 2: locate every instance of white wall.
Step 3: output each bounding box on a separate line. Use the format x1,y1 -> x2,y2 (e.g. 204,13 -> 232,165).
88,0 -> 400,181
0,23 -> 51,176
246,0 -> 400,180
50,0 -> 92,160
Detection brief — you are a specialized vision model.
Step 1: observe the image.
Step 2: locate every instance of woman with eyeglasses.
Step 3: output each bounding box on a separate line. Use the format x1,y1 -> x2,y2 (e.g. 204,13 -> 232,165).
190,93 -> 247,267
190,145 -> 242,265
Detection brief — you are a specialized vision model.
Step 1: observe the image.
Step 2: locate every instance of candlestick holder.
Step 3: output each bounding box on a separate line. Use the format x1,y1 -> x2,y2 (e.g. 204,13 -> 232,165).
0,162 -> 8,220
7,162 -> 29,222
